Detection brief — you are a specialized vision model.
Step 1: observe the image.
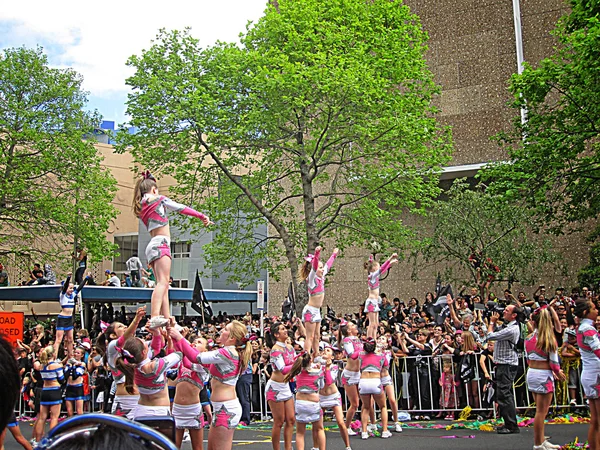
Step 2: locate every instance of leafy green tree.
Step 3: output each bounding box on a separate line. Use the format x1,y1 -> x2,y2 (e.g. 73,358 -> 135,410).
412,180 -> 561,296
484,1 -> 600,233
118,0 -> 452,306
0,46 -> 118,269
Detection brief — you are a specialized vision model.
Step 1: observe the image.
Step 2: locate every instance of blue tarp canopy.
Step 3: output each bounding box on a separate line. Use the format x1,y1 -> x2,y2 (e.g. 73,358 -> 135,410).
0,285 -> 259,303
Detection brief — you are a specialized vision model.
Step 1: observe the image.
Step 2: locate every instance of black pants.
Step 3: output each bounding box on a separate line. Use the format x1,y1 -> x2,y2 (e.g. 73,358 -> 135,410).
236,373 -> 252,424
496,364 -> 518,430
75,267 -> 86,285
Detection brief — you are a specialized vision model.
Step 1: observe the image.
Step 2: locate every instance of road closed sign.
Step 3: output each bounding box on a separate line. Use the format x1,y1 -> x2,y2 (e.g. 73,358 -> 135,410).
0,312 -> 24,346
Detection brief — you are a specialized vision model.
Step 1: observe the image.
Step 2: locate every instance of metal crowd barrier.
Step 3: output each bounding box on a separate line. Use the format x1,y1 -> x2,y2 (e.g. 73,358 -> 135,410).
15,353 -> 585,422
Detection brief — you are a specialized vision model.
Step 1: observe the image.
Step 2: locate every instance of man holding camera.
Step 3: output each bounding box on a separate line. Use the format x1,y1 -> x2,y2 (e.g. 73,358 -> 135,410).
486,304 -> 522,434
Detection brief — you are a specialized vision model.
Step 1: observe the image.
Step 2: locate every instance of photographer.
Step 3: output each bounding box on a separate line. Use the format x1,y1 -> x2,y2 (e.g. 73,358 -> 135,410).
486,304 -> 523,434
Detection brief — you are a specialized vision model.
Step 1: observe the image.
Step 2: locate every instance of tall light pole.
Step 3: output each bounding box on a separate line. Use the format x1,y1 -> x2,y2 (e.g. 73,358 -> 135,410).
512,0 -> 528,126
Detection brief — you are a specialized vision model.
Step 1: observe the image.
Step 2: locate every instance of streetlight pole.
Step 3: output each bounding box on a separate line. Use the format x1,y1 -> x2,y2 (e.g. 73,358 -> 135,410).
512,0 -> 528,126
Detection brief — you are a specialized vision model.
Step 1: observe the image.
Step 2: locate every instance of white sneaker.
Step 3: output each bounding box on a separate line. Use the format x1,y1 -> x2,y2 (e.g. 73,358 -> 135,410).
182,431 -> 191,442
361,432 -> 369,440
347,428 -> 358,436
367,424 -> 377,432
148,316 -> 169,330
346,447 -> 352,450
381,430 -> 392,439
395,422 -> 403,433
543,441 -> 561,449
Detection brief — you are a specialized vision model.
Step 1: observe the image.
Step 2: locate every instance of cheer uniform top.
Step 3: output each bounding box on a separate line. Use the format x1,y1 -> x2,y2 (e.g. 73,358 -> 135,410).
577,318 -> 600,399
140,194 -> 207,232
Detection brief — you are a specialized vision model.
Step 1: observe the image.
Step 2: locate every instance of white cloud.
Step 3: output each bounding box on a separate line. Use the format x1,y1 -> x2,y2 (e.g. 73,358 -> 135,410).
0,1 -> 268,99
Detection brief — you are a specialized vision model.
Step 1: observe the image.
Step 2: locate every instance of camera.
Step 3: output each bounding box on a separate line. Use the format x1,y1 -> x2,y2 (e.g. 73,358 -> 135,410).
483,301 -> 504,319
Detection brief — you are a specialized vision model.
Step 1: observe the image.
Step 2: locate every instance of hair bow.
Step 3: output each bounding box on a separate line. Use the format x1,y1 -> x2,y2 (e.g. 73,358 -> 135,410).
534,304 -> 549,315
363,337 -> 375,344
339,319 -> 348,326
242,333 -> 250,343
142,170 -> 156,181
298,350 -> 307,357
304,254 -> 314,263
369,254 -> 374,262
115,346 -> 134,361
100,321 -> 109,333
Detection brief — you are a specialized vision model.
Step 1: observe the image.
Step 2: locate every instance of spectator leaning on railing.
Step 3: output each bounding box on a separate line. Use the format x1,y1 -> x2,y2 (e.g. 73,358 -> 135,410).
486,304 -> 523,435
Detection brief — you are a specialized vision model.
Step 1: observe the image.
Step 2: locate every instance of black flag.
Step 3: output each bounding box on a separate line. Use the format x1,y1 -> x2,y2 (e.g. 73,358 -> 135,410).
191,270 -> 212,322
430,283 -> 454,325
282,282 -> 296,322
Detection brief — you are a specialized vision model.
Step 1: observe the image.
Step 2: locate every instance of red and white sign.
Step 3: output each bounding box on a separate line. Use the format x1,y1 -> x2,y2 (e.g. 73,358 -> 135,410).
0,312 -> 24,346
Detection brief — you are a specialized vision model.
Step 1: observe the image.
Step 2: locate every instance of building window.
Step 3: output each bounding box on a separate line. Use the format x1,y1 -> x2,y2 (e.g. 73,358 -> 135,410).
171,279 -> 189,288
114,235 -> 139,273
170,241 -> 191,259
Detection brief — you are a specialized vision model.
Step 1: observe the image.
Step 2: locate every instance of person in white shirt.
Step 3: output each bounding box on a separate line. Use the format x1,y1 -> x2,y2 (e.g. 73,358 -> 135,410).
103,270 -> 121,287
125,254 -> 143,287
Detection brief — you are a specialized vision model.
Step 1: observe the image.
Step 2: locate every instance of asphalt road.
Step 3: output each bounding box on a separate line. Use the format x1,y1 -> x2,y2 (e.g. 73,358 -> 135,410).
3,419 -> 589,450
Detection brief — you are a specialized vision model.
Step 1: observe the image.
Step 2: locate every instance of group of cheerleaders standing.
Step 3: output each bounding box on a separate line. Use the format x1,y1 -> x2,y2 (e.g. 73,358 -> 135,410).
32,171 -> 600,450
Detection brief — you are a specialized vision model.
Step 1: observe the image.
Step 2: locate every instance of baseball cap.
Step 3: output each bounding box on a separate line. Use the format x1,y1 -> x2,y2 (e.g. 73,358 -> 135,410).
105,269 -> 111,274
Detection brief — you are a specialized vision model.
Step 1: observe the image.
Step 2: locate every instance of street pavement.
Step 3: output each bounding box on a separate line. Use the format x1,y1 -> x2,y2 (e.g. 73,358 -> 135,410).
3,419 -> 589,450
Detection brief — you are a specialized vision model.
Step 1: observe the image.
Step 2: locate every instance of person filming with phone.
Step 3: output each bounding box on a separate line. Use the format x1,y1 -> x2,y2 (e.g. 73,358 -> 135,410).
486,304 -> 524,435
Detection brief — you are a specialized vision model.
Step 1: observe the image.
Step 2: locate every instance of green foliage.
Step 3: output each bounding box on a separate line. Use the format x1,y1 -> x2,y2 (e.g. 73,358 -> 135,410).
118,0 -> 452,291
484,0 -> 600,234
0,47 -> 118,267
578,228 -> 600,290
413,180 -> 561,291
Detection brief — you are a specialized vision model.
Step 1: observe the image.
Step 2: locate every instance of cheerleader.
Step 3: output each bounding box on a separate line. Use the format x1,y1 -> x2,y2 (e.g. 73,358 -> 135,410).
33,346 -> 64,442
298,246 -> 339,356
319,345 -> 352,450
133,171 -> 212,327
377,335 -> 402,432
54,273 -> 89,359
64,346 -> 87,416
172,335 -> 210,450
358,337 -> 391,439
285,353 -> 324,450
338,321 -> 361,434
526,306 -> 565,450
575,299 -> 600,450
264,321 -> 297,450
95,307 -> 146,418
169,320 -> 252,450
364,254 -> 398,339
115,326 -> 183,419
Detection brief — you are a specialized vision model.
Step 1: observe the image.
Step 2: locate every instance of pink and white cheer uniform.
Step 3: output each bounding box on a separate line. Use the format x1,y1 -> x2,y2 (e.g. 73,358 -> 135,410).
295,366 -> 324,423
525,330 -> 561,394
319,364 -> 342,409
381,350 -> 393,386
172,340 -> 209,430
178,338 -> 243,429
577,318 -> 600,399
341,337 -> 362,386
358,351 -> 385,395
107,334 -> 141,418
364,258 -> 393,313
266,343 -> 296,402
302,248 -> 337,323
132,348 -> 183,419
140,194 -> 208,264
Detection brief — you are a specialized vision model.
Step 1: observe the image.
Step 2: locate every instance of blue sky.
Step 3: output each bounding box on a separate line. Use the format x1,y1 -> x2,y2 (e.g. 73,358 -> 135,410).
0,1 -> 268,125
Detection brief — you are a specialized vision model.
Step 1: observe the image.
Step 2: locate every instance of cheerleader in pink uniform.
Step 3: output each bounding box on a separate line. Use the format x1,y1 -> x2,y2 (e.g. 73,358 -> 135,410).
319,345 -> 352,450
115,327 -> 183,419
525,306 -> 565,450
133,171 -> 212,328
338,321 -> 362,435
285,353 -> 325,450
575,299 -> 600,450
265,322 -> 297,450
377,335 -> 402,433
364,253 -> 398,339
169,320 -> 252,450
172,335 -> 211,450
298,246 -> 339,356
358,338 -> 391,440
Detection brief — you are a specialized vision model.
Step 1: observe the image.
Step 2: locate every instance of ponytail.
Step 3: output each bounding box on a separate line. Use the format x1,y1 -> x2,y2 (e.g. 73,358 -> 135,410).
115,357 -> 136,395
265,322 -> 283,349
297,261 -> 311,283
284,352 -> 310,383
133,176 -> 158,218
39,346 -> 55,365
